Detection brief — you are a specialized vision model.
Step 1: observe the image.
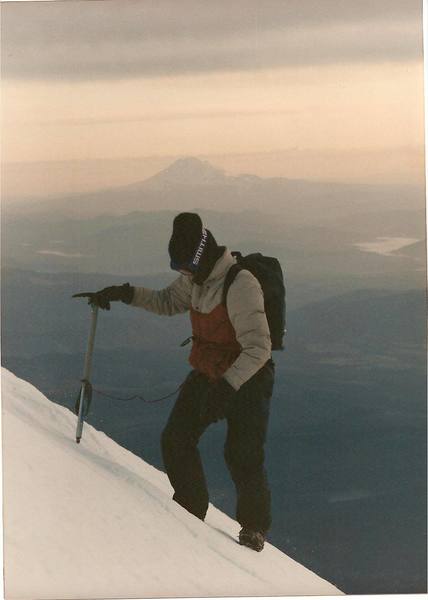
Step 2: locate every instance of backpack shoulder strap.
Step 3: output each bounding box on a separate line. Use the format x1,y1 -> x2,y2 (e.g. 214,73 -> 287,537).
222,263 -> 243,306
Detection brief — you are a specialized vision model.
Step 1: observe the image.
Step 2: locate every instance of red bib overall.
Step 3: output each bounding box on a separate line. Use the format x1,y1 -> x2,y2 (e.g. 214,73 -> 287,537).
189,304 -> 241,381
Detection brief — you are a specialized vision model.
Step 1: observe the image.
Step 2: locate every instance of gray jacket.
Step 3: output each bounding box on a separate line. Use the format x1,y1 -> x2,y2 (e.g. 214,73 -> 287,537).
131,249 -> 272,390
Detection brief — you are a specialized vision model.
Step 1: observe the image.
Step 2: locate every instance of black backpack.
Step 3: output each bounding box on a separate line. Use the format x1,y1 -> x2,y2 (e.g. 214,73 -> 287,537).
222,251 -> 286,350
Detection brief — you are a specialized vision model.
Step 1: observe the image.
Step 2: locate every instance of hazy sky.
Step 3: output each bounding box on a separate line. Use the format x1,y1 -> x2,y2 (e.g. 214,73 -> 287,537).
1,0 -> 425,196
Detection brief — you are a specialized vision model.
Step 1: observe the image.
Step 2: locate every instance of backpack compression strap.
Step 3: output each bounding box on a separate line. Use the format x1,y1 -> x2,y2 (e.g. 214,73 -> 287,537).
221,263 -> 244,306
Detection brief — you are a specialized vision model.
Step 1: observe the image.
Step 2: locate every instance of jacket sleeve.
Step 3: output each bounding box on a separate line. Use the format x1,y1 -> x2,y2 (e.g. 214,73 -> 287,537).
222,270 -> 272,390
130,275 -> 192,316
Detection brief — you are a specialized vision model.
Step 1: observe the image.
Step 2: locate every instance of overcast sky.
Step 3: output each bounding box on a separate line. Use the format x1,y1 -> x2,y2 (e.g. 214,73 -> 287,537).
1,0 -> 424,195
2,0 -> 423,79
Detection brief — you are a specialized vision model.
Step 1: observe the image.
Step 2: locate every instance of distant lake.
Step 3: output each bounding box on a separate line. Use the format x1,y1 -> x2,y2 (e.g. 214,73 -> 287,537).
353,237 -> 420,256
36,250 -> 87,258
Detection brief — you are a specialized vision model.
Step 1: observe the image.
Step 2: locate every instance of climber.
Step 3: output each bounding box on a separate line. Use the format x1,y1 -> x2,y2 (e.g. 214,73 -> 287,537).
75,212 -> 275,552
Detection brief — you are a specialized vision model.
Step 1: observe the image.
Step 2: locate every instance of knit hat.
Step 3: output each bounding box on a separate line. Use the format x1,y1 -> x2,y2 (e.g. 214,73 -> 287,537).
168,212 -> 225,284
168,212 -> 206,272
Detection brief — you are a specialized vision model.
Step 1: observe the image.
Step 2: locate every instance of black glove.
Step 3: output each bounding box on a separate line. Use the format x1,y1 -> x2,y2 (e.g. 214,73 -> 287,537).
73,283 -> 134,310
200,378 -> 237,423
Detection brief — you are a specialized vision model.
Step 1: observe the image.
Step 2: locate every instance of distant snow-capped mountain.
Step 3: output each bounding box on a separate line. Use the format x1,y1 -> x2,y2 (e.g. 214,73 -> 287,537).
3,156 -> 423,221
143,156 -> 229,188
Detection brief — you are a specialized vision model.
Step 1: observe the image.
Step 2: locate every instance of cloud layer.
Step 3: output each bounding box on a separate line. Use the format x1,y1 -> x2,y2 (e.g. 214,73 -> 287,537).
2,0 -> 423,80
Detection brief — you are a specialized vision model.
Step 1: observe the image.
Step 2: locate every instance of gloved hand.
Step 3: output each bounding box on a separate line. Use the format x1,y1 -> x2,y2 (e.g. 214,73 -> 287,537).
200,378 -> 237,423
73,283 -> 134,310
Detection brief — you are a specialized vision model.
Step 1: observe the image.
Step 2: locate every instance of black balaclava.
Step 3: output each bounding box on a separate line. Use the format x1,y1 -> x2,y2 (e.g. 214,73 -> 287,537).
168,212 -> 225,285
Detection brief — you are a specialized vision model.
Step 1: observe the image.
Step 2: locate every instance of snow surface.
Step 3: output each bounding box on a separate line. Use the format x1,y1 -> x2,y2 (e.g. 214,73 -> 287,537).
2,368 -> 342,599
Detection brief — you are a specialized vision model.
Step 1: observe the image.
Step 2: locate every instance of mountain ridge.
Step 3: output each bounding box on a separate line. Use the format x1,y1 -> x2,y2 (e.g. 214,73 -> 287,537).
4,156 -> 424,220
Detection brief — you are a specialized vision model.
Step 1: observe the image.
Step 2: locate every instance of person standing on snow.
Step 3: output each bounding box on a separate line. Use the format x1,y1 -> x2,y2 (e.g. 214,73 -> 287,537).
83,212 -> 275,552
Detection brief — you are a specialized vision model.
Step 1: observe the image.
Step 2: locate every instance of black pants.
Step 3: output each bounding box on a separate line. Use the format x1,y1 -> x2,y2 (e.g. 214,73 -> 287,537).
161,360 -> 274,533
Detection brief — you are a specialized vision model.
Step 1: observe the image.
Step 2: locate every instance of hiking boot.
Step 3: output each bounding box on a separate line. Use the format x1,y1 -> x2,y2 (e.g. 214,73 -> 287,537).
238,528 -> 266,552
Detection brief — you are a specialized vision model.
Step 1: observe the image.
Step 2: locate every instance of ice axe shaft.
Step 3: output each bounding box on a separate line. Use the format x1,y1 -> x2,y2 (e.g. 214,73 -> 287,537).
76,304 -> 99,443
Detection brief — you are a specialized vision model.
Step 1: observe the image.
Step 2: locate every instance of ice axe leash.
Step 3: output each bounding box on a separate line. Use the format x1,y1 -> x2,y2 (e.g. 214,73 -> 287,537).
75,304 -> 99,444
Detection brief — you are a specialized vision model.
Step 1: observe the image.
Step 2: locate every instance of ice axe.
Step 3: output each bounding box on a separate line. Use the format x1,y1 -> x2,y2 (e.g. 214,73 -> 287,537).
72,294 -> 99,443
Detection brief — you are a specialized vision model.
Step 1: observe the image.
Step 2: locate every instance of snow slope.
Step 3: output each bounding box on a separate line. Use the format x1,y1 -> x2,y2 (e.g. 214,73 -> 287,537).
2,368 -> 342,599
